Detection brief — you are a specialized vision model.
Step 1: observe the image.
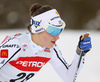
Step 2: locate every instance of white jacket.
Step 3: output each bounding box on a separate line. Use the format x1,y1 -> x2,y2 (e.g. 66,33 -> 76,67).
0,33 -> 85,82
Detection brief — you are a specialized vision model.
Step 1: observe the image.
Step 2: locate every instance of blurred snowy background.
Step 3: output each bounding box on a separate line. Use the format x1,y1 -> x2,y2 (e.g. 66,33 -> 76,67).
0,29 -> 100,82
1,0 -> 100,30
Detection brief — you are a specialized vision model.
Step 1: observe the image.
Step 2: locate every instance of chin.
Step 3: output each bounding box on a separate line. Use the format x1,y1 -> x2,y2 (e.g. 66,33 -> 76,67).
45,45 -> 54,48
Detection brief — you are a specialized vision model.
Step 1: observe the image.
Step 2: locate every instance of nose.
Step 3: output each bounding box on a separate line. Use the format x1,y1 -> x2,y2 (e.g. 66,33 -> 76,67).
54,35 -> 59,40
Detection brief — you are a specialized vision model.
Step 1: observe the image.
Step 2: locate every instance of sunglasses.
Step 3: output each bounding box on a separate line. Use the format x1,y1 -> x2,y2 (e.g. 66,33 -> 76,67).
46,25 -> 64,36
45,20 -> 65,36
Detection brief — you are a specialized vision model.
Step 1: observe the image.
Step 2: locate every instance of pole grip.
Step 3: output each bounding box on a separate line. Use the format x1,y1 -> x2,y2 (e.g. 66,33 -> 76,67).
81,33 -> 89,41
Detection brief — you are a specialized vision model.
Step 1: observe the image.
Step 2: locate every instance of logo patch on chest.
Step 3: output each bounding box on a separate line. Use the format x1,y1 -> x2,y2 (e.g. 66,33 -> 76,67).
0,49 -> 8,58
9,57 -> 51,72
22,44 -> 28,51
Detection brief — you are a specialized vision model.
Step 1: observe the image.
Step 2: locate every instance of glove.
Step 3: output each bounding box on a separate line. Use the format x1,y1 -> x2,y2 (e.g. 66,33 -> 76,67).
76,33 -> 92,55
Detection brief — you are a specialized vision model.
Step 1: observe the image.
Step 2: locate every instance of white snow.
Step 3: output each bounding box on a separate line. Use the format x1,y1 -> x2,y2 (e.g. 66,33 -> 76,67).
0,29 -> 100,82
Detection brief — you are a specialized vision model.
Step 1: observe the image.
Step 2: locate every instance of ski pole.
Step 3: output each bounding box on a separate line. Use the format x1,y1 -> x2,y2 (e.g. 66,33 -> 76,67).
73,33 -> 89,82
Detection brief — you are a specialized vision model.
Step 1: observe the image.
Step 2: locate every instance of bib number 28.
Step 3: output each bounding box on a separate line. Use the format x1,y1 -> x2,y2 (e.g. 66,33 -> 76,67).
10,73 -> 34,82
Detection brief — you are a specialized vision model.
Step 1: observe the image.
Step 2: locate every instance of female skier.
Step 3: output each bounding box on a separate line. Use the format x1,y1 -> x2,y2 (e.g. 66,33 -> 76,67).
0,3 -> 92,82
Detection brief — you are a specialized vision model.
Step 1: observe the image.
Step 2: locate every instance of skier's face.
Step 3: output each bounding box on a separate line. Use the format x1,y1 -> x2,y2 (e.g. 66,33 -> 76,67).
40,31 -> 59,48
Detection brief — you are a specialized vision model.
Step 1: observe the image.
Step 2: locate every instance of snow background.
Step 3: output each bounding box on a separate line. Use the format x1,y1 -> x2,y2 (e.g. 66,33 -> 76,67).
0,29 -> 100,82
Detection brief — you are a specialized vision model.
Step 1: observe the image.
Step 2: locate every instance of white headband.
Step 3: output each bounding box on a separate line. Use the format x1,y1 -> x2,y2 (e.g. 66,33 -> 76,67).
30,9 -> 66,33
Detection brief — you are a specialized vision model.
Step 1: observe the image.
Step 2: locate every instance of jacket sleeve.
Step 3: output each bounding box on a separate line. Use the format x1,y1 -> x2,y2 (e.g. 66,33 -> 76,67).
49,45 -> 85,82
0,36 -> 21,69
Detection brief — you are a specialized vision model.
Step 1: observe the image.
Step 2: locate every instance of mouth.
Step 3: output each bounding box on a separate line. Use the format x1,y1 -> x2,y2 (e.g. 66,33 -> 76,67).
51,41 -> 56,44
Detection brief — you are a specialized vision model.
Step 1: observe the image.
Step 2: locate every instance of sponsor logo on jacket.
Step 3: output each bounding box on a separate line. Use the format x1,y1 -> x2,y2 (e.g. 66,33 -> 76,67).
0,49 -> 8,58
0,44 -> 20,48
9,57 -> 51,72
